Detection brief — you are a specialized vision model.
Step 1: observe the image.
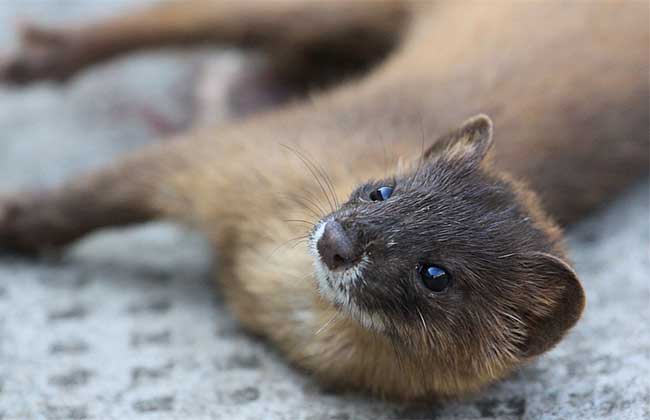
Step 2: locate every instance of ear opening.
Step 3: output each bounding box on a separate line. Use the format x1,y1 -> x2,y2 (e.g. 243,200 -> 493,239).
519,252 -> 586,358
424,114 -> 494,165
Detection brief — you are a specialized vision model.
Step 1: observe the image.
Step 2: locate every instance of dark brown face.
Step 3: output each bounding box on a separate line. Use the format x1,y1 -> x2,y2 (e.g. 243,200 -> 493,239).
310,115 -> 585,370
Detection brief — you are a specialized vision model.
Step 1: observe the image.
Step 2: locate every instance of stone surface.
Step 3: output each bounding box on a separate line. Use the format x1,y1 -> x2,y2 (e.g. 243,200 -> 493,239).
0,2 -> 648,419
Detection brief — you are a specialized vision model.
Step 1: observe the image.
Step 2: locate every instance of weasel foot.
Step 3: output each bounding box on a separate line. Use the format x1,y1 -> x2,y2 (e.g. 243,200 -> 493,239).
0,22 -> 85,85
0,192 -> 55,254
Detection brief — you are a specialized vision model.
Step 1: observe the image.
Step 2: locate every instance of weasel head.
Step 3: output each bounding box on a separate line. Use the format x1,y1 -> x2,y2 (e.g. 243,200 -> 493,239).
309,114 -> 585,390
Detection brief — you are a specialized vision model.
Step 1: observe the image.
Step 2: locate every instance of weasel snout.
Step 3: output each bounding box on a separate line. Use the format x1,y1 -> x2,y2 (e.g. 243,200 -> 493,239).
316,220 -> 361,271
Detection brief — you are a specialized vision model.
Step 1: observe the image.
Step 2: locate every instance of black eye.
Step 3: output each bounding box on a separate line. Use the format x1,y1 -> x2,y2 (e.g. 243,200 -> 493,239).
419,264 -> 450,292
369,186 -> 393,201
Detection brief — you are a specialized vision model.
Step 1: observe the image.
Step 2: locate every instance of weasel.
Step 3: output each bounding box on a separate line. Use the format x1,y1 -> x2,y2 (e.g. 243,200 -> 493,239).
0,1 -> 647,400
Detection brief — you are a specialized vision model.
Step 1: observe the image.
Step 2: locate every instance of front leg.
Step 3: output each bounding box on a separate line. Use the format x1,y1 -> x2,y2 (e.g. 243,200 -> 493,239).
0,147 -> 179,253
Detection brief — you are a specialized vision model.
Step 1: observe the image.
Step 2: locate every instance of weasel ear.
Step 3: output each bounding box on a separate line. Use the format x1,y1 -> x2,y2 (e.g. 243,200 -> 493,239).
424,114 -> 493,166
519,252 -> 586,358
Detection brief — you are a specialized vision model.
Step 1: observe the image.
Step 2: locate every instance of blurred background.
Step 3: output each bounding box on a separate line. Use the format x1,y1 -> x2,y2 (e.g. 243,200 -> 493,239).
0,1 -> 648,419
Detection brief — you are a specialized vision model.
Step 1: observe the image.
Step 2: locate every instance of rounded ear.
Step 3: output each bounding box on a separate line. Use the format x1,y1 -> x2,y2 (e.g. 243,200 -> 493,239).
519,252 -> 586,358
424,114 -> 494,166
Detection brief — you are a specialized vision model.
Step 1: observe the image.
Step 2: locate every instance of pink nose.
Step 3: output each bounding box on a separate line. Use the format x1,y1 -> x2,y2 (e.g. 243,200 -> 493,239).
316,221 -> 359,270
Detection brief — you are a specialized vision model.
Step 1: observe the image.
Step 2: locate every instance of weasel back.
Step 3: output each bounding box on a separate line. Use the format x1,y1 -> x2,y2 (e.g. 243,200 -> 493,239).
349,0 -> 649,224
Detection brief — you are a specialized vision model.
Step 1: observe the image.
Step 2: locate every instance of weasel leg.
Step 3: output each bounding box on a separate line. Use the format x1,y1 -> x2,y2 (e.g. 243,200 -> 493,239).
0,0 -> 409,85
0,146 -> 183,253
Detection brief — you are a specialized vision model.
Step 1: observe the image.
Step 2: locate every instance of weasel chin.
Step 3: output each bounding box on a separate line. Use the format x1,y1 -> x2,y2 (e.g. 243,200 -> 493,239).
309,222 -> 384,331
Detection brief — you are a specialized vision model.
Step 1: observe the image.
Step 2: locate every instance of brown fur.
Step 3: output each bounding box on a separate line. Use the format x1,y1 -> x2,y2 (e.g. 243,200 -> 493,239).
0,0 -> 648,400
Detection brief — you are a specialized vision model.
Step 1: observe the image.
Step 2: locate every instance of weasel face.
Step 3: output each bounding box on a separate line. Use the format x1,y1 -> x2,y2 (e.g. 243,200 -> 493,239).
309,115 -> 585,380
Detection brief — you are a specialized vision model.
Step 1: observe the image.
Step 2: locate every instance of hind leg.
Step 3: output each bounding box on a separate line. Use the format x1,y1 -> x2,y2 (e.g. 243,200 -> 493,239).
1,0 -> 408,85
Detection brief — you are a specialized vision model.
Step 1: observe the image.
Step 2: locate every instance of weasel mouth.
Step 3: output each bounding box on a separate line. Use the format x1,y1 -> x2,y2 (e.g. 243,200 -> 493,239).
309,225 -> 383,331
309,221 -> 369,308
331,254 -> 362,271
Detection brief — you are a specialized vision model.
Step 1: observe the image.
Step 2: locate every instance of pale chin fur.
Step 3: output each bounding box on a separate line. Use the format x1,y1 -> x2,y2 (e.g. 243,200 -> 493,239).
309,221 -> 386,331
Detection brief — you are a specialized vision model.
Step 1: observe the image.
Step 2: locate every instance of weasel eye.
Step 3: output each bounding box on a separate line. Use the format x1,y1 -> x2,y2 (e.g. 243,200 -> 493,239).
419,264 -> 450,292
369,186 -> 393,201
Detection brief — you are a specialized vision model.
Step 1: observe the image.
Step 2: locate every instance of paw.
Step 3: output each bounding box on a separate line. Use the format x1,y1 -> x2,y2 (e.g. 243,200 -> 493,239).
0,22 -> 83,85
0,193 -> 49,254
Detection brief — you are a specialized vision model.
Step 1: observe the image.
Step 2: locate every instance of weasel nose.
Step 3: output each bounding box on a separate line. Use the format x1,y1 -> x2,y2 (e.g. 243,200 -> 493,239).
317,221 -> 359,271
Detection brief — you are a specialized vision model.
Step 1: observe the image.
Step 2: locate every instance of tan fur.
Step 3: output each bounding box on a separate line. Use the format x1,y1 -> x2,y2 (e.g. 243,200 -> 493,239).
0,0 -> 647,400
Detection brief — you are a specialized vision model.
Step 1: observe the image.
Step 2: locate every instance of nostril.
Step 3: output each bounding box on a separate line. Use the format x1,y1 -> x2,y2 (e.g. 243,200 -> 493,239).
333,254 -> 346,265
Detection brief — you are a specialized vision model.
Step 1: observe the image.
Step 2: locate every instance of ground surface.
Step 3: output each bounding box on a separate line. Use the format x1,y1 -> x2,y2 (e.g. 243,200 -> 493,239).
0,2 -> 648,419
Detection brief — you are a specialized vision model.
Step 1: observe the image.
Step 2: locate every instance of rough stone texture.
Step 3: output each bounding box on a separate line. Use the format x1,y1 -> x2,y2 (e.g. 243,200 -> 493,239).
0,2 -> 648,419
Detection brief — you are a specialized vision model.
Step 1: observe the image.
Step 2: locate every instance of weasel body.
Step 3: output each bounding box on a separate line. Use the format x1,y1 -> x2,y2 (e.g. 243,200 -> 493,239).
0,1 -> 648,400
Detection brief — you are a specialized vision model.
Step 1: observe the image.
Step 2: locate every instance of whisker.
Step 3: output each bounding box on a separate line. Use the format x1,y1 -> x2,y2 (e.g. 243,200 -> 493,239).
305,155 -> 340,210
406,112 -> 428,191
287,145 -> 341,212
267,235 -> 311,260
295,198 -> 323,220
283,219 -> 316,227
381,131 -> 389,179
416,307 -> 428,333
288,238 -> 309,249
409,148 -> 426,190
312,159 -> 340,209
281,144 -> 335,213
293,148 -> 339,210
296,188 -> 329,216
315,312 -> 340,336
279,193 -> 324,220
